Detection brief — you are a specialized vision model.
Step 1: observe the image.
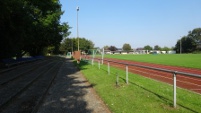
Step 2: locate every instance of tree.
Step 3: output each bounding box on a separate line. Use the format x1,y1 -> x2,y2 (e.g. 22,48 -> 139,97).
187,28 -> 201,50
79,38 -> 94,53
108,46 -> 117,51
59,38 -> 73,54
144,45 -> 153,51
59,37 -> 94,54
0,0 -> 32,59
103,45 -> 109,50
174,28 -> 201,53
0,0 -> 70,59
122,43 -> 131,51
175,36 -> 196,53
161,46 -> 171,51
175,39 -> 181,53
154,45 -> 161,50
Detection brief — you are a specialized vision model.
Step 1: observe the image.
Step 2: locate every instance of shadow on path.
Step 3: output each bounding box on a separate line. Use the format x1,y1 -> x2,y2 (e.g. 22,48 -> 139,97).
37,58 -> 96,113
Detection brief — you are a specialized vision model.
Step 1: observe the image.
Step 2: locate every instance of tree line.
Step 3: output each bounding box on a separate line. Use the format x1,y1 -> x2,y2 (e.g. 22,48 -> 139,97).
103,44 -> 173,52
0,0 -> 70,60
175,28 -> 201,53
103,28 -> 201,53
59,37 -> 94,55
1,0 -> 199,61
59,27 -> 201,54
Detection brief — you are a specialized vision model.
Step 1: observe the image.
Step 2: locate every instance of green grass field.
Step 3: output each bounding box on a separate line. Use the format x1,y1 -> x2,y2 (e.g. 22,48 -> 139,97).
77,61 -> 201,113
103,54 -> 201,69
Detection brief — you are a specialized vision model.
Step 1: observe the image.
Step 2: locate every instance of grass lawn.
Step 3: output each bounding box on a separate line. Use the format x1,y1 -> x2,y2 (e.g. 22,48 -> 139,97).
77,60 -> 201,113
103,54 -> 201,69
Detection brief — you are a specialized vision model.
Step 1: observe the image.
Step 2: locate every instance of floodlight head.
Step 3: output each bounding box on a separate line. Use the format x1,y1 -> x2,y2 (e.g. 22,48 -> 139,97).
77,6 -> 79,11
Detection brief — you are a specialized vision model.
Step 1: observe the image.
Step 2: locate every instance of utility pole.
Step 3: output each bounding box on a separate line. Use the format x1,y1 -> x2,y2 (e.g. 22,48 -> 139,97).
180,38 -> 182,54
77,6 -> 79,51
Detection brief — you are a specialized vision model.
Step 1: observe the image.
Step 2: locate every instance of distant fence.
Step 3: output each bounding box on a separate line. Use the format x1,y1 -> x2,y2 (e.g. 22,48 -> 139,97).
84,56 -> 201,108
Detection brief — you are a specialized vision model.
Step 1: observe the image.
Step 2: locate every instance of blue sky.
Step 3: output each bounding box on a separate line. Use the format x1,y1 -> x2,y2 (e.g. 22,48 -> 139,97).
60,0 -> 201,49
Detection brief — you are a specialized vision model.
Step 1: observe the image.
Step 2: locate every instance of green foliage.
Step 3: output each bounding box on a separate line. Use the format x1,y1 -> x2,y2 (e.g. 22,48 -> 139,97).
103,45 -> 109,50
59,37 -> 94,54
79,38 -> 94,52
0,0 -> 70,59
190,28 -> 201,44
108,46 -> 117,51
144,45 -> 153,50
175,36 -> 197,53
175,28 -> 201,53
60,38 -> 72,54
154,45 -> 161,50
122,43 -> 132,51
161,46 -> 171,51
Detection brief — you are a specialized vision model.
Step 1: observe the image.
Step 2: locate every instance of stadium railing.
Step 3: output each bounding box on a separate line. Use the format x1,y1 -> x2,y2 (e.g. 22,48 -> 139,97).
84,56 -> 201,108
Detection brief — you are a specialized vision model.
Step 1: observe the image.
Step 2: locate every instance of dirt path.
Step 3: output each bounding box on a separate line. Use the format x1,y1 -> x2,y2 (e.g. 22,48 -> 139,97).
37,59 -> 111,113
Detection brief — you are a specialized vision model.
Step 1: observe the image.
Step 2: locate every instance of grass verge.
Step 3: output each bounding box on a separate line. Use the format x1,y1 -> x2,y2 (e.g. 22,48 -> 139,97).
76,60 -> 201,113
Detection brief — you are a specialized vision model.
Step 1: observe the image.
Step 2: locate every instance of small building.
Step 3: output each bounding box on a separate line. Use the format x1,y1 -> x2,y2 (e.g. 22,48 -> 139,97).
104,48 -> 135,55
161,51 -> 166,54
167,51 -> 176,54
104,50 -> 112,54
150,50 -> 161,54
135,48 -> 147,54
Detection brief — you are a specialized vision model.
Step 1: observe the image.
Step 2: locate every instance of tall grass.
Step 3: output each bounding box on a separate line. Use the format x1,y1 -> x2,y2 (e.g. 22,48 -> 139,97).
78,60 -> 201,113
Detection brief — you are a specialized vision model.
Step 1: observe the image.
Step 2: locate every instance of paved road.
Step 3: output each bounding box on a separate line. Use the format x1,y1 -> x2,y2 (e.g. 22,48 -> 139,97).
0,56 -> 110,113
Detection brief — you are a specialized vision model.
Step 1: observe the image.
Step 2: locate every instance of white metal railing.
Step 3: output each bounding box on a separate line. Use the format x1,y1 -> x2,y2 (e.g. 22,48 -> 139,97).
85,57 -> 201,108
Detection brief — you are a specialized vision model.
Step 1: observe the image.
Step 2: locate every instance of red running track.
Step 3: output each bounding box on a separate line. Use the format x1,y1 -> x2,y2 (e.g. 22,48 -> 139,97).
87,56 -> 201,94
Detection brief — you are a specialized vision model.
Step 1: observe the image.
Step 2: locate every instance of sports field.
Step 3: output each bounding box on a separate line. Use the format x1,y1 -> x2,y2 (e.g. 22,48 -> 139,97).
104,54 -> 201,69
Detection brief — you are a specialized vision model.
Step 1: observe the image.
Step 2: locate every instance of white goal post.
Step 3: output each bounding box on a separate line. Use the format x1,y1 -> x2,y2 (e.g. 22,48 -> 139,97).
87,48 -> 104,64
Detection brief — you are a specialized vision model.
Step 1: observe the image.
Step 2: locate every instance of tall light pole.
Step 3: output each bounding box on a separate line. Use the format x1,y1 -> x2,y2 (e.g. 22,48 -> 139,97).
71,38 -> 73,52
180,37 -> 182,54
77,6 -> 79,51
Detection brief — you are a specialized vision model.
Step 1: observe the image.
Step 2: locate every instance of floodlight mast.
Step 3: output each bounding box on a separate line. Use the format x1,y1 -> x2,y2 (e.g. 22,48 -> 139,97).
77,6 -> 79,51
180,37 -> 182,54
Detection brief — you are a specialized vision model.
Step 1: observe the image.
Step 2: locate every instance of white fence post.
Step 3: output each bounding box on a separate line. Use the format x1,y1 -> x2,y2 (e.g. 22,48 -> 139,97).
102,48 -> 104,64
116,72 -> 119,86
108,62 -> 110,75
98,60 -> 100,69
91,59 -> 94,65
126,65 -> 128,84
173,72 -> 177,108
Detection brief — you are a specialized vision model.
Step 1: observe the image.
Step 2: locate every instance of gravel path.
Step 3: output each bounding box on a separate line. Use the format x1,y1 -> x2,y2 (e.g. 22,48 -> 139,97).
37,59 -> 111,113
